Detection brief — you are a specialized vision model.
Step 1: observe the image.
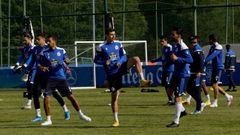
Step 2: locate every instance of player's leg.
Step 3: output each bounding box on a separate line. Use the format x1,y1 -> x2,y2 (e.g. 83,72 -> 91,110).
57,80 -> 91,122
41,79 -> 55,126
217,86 -> 233,106
111,91 -> 120,127
127,56 -> 151,86
52,91 -> 70,120
229,71 -> 236,91
32,77 -> 43,122
166,77 -> 187,128
22,81 -> 33,109
201,80 -> 211,105
162,72 -> 173,104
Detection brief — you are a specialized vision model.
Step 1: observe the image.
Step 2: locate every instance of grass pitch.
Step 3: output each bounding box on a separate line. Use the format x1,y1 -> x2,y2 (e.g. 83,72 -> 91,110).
0,87 -> 240,135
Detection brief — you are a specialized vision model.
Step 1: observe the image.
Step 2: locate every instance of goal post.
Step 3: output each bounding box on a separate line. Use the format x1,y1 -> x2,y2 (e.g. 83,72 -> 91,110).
70,40 -> 148,89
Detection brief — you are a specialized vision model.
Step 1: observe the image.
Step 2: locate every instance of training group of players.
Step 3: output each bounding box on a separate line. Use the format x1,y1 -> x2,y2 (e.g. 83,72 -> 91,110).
13,27 -> 236,128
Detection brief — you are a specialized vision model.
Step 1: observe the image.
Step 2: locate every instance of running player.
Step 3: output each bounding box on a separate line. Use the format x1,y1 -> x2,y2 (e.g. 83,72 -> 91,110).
94,28 -> 151,127
38,35 -> 91,126
205,34 -> 233,108
27,33 -> 70,122
150,35 -> 174,105
166,27 -> 193,128
13,33 -> 34,109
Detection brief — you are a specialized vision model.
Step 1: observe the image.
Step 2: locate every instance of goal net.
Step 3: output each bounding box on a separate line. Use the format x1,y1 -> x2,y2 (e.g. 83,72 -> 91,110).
69,40 -> 148,89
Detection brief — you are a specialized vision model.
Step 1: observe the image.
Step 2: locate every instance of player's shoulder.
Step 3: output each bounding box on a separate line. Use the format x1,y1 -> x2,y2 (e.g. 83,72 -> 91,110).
56,47 -> 66,53
97,41 -> 107,52
193,44 -> 203,52
214,42 -> 223,50
113,40 -> 123,47
180,40 -> 189,50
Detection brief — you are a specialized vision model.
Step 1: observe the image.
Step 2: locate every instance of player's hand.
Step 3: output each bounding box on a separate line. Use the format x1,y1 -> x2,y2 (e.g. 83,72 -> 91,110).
116,62 -> 121,68
106,59 -> 111,65
39,66 -> 49,72
170,54 -> 178,61
196,72 -> 201,77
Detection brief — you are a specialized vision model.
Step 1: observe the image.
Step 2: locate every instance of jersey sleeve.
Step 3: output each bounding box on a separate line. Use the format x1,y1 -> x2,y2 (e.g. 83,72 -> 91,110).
94,45 -> 107,65
118,43 -> 127,65
175,50 -> 193,64
205,50 -> 221,64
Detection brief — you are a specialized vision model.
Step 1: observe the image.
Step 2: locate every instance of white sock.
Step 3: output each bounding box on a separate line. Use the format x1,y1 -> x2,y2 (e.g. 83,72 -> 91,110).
186,95 -> 192,102
205,94 -> 210,101
139,72 -> 145,80
224,93 -> 231,99
212,99 -> 218,105
46,115 -> 51,121
62,104 -> 69,112
78,109 -> 84,117
36,109 -> 41,117
173,102 -> 184,124
114,112 -> 118,121
27,99 -> 32,106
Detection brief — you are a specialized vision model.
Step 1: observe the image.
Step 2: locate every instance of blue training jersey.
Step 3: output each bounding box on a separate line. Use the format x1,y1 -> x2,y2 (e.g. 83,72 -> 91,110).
151,44 -> 174,72
205,42 -> 224,70
172,40 -> 193,78
16,44 -> 35,67
39,46 -> 68,80
94,40 -> 127,75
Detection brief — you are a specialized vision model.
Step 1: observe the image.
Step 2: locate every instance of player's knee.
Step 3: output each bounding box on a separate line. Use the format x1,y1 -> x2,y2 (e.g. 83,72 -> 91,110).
133,56 -> 140,63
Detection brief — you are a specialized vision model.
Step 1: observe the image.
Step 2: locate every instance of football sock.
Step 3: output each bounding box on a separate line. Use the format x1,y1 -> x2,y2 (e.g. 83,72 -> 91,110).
212,99 -> 218,105
186,95 -> 192,102
46,115 -> 51,121
62,104 -> 69,112
114,112 -> 118,121
139,72 -> 145,80
78,109 -> 84,117
27,99 -> 32,106
36,109 -> 41,117
224,93 -> 231,99
206,94 -> 210,101
173,102 -> 183,124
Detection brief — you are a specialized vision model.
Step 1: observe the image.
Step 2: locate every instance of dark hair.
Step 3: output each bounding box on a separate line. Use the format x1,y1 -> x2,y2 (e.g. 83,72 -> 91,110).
23,32 -> 33,39
105,28 -> 115,35
226,44 -> 231,50
208,34 -> 217,42
188,35 -> 199,43
159,35 -> 168,41
36,33 -> 45,38
47,35 -> 57,41
172,27 -> 183,36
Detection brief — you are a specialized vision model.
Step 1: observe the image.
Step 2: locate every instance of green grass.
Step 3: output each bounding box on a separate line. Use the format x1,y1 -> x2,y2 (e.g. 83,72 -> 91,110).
0,87 -> 240,135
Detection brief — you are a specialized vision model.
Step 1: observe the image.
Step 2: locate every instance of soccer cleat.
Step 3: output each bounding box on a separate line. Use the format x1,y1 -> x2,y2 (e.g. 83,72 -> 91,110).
190,110 -> 201,115
21,104 -> 31,110
112,120 -> 120,127
200,102 -> 206,112
140,79 -> 152,87
210,103 -> 218,108
232,88 -> 237,92
180,110 -> 187,118
166,122 -> 179,128
226,89 -> 231,92
32,116 -> 43,122
80,114 -> 92,122
204,100 -> 211,106
182,100 -> 190,105
167,101 -> 175,106
41,120 -> 52,126
65,111 -> 70,120
227,95 -> 233,106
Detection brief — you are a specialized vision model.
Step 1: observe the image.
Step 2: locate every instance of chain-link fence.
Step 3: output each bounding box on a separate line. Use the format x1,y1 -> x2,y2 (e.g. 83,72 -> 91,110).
0,0 -> 240,67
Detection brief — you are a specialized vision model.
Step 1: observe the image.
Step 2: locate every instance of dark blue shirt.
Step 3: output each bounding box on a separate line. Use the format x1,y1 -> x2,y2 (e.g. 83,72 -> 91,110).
94,40 -> 127,75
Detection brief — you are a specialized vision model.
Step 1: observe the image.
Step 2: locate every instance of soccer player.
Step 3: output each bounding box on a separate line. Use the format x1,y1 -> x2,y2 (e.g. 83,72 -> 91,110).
224,44 -> 237,92
27,33 -> 70,122
12,33 -> 34,109
205,34 -> 233,108
94,28 -> 151,127
38,35 -> 91,126
150,35 -> 174,105
166,27 -> 193,128
186,35 -> 206,114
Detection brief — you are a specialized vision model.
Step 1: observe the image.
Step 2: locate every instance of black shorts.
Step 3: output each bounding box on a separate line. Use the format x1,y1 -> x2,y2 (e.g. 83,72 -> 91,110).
169,76 -> 189,97
45,78 -> 72,97
187,75 -> 201,92
33,74 -> 47,96
161,71 -> 173,87
107,61 -> 128,93
211,69 -> 222,84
